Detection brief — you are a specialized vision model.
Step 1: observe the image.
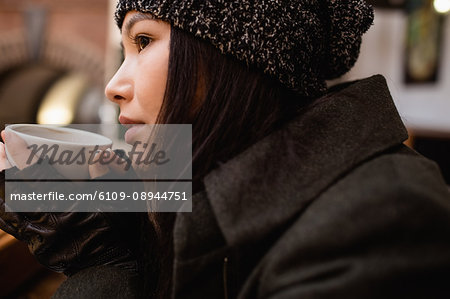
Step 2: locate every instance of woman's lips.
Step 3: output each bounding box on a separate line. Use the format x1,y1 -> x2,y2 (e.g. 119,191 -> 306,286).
119,115 -> 145,144
119,115 -> 144,125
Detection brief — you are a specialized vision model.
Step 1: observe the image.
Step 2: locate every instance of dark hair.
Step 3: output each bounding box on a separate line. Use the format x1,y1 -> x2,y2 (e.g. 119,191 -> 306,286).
159,27 -> 307,188
140,26 -> 308,298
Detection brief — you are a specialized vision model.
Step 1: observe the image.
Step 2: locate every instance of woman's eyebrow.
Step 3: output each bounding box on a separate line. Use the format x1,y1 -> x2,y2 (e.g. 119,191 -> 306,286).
123,12 -> 156,34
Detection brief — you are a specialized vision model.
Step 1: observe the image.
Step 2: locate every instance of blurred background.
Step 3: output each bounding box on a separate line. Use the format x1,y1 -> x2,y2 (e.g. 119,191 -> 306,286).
343,0 -> 450,186
0,1 -> 120,297
0,0 -> 449,297
0,0 -> 120,130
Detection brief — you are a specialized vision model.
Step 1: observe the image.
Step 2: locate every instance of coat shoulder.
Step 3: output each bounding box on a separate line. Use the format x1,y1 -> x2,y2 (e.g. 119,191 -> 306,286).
328,145 -> 449,203
253,146 -> 450,299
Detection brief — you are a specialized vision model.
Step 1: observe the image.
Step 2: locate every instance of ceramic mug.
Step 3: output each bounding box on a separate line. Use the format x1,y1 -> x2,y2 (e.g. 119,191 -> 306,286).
5,124 -> 112,179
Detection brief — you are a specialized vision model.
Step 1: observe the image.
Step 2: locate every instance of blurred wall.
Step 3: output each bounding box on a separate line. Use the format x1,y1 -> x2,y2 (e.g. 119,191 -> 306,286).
343,5 -> 450,183
343,7 -> 450,137
0,0 -> 110,128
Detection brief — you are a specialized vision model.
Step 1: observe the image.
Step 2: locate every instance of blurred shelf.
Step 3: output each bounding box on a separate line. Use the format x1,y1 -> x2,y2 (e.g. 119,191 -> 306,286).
0,231 -> 45,297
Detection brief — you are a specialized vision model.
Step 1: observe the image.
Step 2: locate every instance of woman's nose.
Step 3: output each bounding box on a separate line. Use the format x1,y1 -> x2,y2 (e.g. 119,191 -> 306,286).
105,64 -> 133,104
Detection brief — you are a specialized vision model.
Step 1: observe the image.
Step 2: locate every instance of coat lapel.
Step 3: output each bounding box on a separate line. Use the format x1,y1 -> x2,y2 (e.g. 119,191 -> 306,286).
203,75 -> 408,247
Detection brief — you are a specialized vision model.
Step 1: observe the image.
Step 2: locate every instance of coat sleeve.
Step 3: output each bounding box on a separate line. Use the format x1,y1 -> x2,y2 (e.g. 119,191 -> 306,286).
51,265 -> 140,299
258,154 -> 450,299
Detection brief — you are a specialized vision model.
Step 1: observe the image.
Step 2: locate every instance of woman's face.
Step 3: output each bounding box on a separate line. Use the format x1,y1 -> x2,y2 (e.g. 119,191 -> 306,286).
105,11 -> 171,126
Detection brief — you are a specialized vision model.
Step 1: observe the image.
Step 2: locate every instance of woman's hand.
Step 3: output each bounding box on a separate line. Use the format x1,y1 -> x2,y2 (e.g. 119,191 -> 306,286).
0,138 -> 142,276
0,140 -> 12,172
88,148 -> 130,179
0,130 -> 39,171
0,205 -> 141,275
0,155 -> 142,277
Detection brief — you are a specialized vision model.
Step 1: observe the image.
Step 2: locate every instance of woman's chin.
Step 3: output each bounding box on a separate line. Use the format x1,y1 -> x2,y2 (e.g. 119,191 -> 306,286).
124,124 -> 147,145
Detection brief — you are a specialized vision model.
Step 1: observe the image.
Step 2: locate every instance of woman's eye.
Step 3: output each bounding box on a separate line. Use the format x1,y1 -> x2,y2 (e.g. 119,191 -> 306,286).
135,35 -> 151,52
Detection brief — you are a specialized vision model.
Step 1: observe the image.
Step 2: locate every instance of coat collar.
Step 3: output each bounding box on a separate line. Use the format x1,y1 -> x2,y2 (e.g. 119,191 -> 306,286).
202,75 -> 408,247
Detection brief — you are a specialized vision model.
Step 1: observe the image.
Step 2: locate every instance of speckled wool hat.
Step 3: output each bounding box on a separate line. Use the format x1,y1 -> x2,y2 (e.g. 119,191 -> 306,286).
115,0 -> 374,98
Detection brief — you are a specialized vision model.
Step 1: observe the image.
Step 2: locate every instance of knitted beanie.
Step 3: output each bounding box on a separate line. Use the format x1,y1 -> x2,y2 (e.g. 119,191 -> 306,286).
115,0 -> 374,98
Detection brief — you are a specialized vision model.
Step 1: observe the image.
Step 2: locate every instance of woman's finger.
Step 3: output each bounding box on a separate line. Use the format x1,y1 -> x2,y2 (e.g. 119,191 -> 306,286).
0,142 -> 12,171
89,150 -> 111,179
3,131 -> 39,170
107,150 -> 129,175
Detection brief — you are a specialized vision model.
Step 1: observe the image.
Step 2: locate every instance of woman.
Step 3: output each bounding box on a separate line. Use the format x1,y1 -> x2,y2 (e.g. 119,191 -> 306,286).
1,0 -> 450,298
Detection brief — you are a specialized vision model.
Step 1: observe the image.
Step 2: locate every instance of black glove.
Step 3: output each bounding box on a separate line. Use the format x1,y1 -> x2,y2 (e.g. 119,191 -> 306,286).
0,157 -> 143,276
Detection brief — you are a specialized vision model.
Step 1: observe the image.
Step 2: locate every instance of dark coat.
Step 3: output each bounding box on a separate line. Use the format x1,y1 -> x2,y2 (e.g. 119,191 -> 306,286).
54,75 -> 450,298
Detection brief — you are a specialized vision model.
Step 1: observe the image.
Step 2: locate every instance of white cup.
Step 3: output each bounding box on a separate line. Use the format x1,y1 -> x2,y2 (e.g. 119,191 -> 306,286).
5,124 -> 112,179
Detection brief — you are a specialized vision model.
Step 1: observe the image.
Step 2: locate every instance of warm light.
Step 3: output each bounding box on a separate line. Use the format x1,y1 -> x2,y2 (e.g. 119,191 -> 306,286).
434,0 -> 450,13
37,73 -> 87,124
38,108 -> 73,124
